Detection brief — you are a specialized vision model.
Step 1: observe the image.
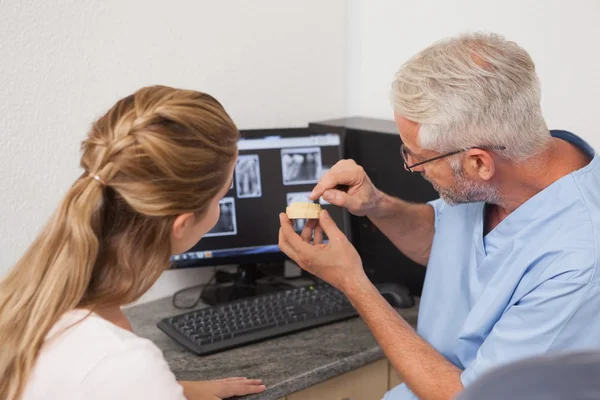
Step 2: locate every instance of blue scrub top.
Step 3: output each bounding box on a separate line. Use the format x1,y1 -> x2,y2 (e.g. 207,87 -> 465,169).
384,131 -> 600,399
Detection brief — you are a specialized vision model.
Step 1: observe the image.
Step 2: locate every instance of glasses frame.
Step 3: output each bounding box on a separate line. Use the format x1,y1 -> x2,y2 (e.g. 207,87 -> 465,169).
401,144 -> 507,172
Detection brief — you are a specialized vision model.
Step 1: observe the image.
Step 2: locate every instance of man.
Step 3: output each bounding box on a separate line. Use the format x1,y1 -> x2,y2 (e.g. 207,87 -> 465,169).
278,32 -> 600,400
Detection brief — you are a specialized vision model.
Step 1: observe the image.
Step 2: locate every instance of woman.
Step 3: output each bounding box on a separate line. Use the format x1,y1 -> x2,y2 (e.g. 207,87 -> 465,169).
0,86 -> 266,399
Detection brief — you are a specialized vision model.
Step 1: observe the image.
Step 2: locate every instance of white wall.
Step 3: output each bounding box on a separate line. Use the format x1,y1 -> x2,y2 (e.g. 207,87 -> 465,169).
0,0 -> 348,299
4,0 -> 600,303
347,0 -> 600,148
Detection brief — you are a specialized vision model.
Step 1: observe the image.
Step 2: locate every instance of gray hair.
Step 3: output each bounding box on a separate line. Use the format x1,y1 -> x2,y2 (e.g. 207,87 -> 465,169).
391,32 -> 550,161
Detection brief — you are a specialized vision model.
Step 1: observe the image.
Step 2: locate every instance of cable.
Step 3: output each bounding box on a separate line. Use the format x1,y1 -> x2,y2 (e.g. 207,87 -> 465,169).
256,262 -> 289,284
172,271 -> 217,310
171,268 -> 260,309
171,263 -> 291,309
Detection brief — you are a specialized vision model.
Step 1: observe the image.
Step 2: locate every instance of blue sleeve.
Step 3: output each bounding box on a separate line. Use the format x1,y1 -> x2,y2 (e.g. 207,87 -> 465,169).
461,276 -> 600,387
427,198 -> 444,230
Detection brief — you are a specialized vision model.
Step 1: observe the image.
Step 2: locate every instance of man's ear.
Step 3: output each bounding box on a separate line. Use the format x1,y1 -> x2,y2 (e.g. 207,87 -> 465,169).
172,212 -> 197,240
464,149 -> 495,181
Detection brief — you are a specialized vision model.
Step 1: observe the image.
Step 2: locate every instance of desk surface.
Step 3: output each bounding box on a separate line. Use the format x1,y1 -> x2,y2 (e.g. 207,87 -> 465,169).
124,288 -> 419,400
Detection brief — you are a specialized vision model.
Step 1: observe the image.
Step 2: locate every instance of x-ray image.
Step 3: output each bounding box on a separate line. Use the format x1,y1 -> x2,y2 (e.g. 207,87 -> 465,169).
205,197 -> 237,237
236,155 -> 262,198
281,147 -> 322,185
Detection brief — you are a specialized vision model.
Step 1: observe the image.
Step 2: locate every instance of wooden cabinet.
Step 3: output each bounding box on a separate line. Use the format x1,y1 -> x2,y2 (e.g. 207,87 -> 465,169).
287,359 -> 389,400
284,360 -> 404,400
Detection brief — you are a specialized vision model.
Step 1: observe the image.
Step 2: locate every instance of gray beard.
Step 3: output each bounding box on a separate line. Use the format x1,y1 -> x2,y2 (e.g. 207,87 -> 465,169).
422,168 -> 503,206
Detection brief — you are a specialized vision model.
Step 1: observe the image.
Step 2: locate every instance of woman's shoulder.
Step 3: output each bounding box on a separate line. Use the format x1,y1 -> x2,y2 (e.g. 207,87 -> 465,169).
44,309 -> 150,353
25,309 -> 184,400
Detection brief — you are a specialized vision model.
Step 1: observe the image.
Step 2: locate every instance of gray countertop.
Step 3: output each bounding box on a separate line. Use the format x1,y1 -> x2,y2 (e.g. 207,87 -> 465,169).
124,286 -> 419,400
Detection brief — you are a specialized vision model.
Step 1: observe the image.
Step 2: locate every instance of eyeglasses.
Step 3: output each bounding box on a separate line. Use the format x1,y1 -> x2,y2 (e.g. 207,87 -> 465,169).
401,143 -> 507,173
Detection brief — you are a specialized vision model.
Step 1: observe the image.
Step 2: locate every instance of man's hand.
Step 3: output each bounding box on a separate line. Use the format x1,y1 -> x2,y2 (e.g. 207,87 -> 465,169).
179,377 -> 265,400
278,210 -> 368,292
310,159 -> 435,266
279,209 -> 463,400
309,159 -> 383,217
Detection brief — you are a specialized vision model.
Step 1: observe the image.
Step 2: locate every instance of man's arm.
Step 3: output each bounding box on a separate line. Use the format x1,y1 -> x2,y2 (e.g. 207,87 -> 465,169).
368,192 -> 435,266
350,267 -> 596,399
279,211 -> 462,400
280,208 -> 600,400
345,279 -> 464,400
279,211 -> 463,400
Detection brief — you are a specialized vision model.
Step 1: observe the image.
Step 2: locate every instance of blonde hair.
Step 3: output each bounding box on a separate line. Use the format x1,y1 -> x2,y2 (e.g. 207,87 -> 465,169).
391,32 -> 550,161
0,85 -> 239,399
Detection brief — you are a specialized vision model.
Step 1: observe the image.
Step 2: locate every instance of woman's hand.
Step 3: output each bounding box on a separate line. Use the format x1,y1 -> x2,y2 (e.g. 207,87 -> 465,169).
179,377 -> 266,400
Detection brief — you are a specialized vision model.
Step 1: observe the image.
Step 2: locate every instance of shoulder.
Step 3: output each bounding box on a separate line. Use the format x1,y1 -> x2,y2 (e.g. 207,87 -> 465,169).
459,351 -> 600,400
26,310 -> 184,400
43,309 -> 152,359
75,333 -> 185,400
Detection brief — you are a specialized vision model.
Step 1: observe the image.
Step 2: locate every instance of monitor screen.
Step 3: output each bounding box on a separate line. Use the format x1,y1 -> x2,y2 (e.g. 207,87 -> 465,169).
170,130 -> 349,268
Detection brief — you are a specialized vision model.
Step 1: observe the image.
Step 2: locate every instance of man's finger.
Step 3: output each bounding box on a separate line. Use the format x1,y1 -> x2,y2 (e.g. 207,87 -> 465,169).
278,226 -> 299,262
310,167 -> 358,200
279,213 -> 320,260
322,188 -> 351,208
318,210 -> 346,242
314,222 -> 324,245
301,219 -> 318,243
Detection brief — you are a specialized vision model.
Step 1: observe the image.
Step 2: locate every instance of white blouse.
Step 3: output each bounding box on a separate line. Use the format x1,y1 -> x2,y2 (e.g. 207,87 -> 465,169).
23,309 -> 186,400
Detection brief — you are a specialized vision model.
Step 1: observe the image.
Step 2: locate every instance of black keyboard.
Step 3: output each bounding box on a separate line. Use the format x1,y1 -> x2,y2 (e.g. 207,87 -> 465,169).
157,283 -> 357,355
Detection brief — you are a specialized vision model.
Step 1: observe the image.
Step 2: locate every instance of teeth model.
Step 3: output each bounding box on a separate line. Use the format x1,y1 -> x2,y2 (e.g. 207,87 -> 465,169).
286,202 -> 322,219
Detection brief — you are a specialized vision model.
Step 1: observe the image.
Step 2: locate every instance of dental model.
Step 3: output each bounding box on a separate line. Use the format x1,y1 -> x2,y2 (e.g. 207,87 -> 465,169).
286,202 -> 321,219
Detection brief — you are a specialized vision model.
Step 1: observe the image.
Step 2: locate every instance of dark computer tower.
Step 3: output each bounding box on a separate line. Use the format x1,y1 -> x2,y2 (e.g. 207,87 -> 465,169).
309,117 -> 439,296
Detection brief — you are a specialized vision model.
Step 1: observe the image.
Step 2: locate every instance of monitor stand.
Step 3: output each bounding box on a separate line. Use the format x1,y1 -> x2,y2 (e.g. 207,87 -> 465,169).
200,263 -> 293,306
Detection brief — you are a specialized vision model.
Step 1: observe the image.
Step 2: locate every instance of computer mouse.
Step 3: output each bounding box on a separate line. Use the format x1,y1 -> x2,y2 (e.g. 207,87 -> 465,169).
375,282 -> 415,309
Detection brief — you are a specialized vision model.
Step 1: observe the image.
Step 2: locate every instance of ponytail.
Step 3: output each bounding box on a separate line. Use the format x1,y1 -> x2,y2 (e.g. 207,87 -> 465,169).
0,174 -> 105,399
0,85 -> 239,399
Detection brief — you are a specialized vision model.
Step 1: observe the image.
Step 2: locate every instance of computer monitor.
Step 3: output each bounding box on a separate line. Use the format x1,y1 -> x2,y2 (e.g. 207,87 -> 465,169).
169,128 -> 349,302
